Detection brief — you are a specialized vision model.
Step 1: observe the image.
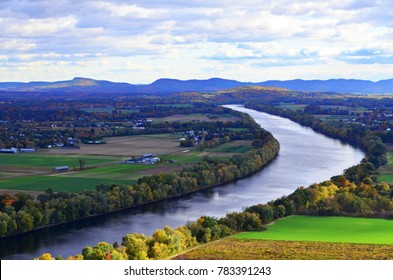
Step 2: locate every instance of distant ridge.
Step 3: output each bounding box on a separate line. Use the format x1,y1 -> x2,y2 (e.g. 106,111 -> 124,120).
258,79 -> 393,94
1,77 -> 393,94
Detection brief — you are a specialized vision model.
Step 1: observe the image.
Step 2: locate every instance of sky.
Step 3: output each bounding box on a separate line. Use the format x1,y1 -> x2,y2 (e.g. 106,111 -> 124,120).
1,0 -> 393,83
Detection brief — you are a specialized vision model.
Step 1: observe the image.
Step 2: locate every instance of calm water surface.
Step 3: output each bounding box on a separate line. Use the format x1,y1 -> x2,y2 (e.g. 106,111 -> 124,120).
0,105 -> 365,259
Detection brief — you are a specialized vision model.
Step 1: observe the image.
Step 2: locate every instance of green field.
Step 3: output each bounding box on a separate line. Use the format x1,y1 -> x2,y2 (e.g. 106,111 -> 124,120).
0,163 -> 158,192
0,175 -> 135,193
377,151 -> 393,183
0,153 -> 120,169
160,152 -> 203,164
0,144 -> 217,193
81,106 -> 139,113
158,104 -> 194,108
277,103 -> 307,111
377,174 -> 393,183
207,140 -> 252,153
386,151 -> 393,165
235,215 -> 393,245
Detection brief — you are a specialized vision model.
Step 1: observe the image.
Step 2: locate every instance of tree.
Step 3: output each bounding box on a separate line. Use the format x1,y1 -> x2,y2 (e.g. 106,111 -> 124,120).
121,233 -> 149,260
246,204 -> 274,224
79,159 -> 86,170
14,210 -> 33,232
82,242 -> 119,260
35,253 -> 55,260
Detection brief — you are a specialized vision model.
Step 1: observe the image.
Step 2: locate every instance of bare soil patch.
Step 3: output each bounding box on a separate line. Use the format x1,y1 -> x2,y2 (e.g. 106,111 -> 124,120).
43,135 -> 184,157
0,189 -> 44,197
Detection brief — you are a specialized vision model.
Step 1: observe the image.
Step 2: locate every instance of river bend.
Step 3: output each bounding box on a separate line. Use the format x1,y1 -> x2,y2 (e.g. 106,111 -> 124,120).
0,105 -> 365,259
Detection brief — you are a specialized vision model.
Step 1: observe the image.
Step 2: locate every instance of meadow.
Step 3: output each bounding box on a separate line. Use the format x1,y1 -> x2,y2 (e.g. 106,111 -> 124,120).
0,153 -> 119,169
173,215 -> 393,260
235,215 -> 393,245
207,140 -> 253,154
150,113 -> 240,123
377,148 -> 393,183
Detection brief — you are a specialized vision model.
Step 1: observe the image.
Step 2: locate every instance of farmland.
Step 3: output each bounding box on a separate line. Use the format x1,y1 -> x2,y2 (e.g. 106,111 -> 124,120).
0,127 -> 253,193
150,113 -> 241,123
376,144 -> 393,183
173,239 -> 393,260
207,140 -> 253,154
0,133 -> 191,193
234,215 -> 393,245
173,215 -> 393,260
43,134 -> 184,156
0,153 -> 119,169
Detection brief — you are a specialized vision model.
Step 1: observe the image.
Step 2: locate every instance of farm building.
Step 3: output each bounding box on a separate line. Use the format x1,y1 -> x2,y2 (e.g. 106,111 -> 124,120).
145,157 -> 160,164
125,157 -> 145,164
53,166 -> 70,172
142,153 -> 154,159
20,148 -> 36,153
125,154 -> 160,164
0,148 -> 18,154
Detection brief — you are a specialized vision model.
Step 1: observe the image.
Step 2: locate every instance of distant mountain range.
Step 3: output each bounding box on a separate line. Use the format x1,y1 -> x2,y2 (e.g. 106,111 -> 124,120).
1,77 -> 393,94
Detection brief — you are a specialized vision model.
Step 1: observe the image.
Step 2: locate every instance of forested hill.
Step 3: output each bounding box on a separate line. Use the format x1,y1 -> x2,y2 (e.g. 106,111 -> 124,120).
2,77 -> 393,95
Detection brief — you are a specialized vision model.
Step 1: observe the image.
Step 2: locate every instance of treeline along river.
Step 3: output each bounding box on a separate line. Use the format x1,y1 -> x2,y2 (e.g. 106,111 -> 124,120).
0,105 -> 365,259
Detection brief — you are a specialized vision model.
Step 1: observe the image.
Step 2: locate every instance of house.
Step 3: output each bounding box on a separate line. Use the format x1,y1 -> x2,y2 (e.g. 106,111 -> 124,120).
20,148 -> 36,153
53,166 -> 70,172
142,153 -> 154,159
125,157 -> 145,164
0,148 -> 18,154
145,157 -> 160,164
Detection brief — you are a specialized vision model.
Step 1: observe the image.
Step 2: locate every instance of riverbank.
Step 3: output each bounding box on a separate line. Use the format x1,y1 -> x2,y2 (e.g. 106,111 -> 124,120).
1,107 -> 364,259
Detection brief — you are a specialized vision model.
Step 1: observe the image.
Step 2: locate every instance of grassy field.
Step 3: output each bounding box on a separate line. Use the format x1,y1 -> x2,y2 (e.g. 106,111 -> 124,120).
0,163 -> 160,193
207,140 -> 253,154
151,113 -> 241,123
81,106 -> 139,113
0,175 -> 135,193
173,215 -> 393,260
376,150 -> 393,183
173,239 -> 393,260
234,215 -> 393,245
160,152 -> 203,164
277,103 -> 307,111
0,153 -> 119,169
377,174 -> 393,183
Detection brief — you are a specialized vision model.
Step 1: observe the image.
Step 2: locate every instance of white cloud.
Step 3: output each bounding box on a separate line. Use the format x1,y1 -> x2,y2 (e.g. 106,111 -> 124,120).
4,16 -> 77,37
94,2 -> 163,18
0,0 -> 393,83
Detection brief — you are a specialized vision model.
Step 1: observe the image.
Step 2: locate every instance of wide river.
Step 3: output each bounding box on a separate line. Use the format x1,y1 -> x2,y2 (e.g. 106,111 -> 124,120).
0,105 -> 365,259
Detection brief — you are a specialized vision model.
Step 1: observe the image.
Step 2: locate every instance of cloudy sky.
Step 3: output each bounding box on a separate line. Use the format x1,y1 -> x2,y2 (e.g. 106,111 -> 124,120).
1,0 -> 393,83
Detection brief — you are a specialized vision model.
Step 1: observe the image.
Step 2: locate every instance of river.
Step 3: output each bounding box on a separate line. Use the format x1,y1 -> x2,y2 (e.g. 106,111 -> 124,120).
0,105 -> 365,259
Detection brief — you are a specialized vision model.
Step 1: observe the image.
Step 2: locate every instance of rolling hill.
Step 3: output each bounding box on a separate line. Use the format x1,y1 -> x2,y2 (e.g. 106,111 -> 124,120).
1,77 -> 393,94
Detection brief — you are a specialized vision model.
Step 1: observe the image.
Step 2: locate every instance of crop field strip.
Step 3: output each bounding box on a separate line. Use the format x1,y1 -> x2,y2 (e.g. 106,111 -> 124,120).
173,239 -> 393,260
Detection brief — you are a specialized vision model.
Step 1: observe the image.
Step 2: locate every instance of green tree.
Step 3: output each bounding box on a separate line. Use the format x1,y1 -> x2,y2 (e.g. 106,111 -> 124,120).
121,233 -> 149,260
